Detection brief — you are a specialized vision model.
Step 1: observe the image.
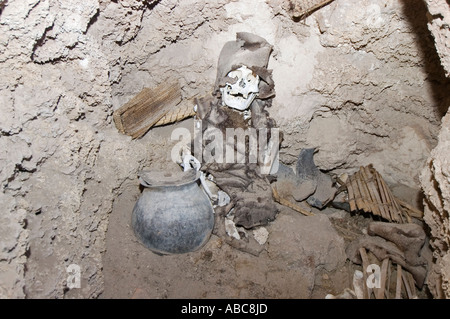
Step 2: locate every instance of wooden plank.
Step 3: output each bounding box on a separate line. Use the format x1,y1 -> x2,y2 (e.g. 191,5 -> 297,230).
389,184 -> 405,223
359,166 -> 382,218
356,169 -> 371,213
272,186 -> 314,216
289,0 -> 335,19
376,171 -> 404,223
364,166 -> 389,220
374,170 -> 396,222
396,197 -> 424,220
354,173 -> 369,212
346,179 -> 357,212
402,271 -> 417,299
351,174 -> 365,211
376,258 -> 389,299
372,168 -> 391,220
395,264 -> 403,299
385,258 -> 391,299
402,271 -> 413,299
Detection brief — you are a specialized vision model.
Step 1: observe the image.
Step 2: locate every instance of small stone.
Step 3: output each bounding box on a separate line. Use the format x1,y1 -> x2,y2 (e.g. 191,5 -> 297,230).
253,227 -> 269,245
224,218 -> 240,240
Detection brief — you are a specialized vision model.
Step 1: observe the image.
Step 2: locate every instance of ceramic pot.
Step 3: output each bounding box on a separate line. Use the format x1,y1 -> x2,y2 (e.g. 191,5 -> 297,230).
131,169 -> 215,254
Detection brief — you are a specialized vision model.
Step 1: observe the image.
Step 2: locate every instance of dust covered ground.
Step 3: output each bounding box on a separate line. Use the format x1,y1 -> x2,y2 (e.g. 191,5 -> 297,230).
100,173 -> 432,299
101,192 -> 355,299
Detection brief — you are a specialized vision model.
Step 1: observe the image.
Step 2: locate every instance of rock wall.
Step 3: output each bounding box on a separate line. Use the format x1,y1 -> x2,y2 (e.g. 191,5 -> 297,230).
423,0 -> 450,77
0,0 -> 448,298
420,0 -> 450,299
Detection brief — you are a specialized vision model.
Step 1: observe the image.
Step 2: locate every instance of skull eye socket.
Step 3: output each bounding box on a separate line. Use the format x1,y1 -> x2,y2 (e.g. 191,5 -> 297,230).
220,65 -> 260,111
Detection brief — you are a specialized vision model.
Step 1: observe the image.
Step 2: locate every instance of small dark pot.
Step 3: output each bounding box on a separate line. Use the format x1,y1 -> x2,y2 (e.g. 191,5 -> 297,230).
132,170 -> 215,255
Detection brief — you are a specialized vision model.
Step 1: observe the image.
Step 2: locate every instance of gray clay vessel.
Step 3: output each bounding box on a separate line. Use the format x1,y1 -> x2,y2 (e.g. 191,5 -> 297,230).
131,169 -> 215,255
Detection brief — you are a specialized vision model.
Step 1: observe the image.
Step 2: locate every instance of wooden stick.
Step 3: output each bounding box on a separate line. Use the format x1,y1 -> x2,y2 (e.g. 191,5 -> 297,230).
385,259 -> 391,299
376,258 -> 390,299
359,248 -> 372,299
360,166 -> 382,219
377,172 -> 396,221
402,271 -> 417,299
294,0 -> 335,20
355,173 -> 370,212
401,271 -> 414,299
389,185 -> 405,223
346,179 -> 357,212
375,171 -> 397,222
364,166 -> 389,220
379,173 -> 405,223
395,264 -> 403,299
350,174 -> 365,212
373,169 -> 392,221
395,197 -> 424,220
272,186 -> 314,216
408,271 -> 418,299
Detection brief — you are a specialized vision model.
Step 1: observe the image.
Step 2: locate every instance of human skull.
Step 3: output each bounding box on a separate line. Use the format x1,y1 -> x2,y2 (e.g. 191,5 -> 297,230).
220,65 -> 259,111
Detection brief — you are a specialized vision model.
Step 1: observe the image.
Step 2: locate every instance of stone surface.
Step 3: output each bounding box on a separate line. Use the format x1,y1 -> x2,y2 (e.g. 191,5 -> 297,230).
0,0 -> 449,298
420,0 -> 450,299
421,112 -> 450,298
267,212 -> 347,288
423,0 -> 450,77
101,194 -> 350,299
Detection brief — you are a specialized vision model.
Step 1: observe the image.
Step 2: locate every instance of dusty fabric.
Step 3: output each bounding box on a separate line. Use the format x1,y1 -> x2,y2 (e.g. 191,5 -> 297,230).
214,32 -> 275,99
346,221 -> 431,288
200,97 -> 279,228
199,33 -> 279,229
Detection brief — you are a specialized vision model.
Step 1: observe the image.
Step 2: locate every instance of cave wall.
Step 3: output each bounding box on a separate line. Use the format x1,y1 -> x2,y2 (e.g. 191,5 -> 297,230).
0,0 -> 448,298
420,0 -> 450,299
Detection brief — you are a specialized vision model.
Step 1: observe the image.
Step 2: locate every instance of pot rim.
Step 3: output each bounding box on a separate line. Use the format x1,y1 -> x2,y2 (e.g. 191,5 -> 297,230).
138,169 -> 201,188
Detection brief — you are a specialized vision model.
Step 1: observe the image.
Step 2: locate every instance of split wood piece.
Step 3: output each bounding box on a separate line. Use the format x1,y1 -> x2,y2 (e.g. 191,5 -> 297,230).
113,81 -> 182,139
402,270 -> 417,299
359,167 -> 381,218
408,271 -> 418,299
154,102 -> 196,127
346,179 -> 357,211
402,271 -> 413,299
395,264 -> 403,299
354,171 -> 370,213
290,0 -> 335,19
388,179 -> 407,223
375,258 -> 390,299
385,258 -> 391,299
346,165 -> 410,223
376,170 -> 407,223
272,186 -> 314,216
350,174 -> 366,212
363,166 -> 389,221
395,197 -> 423,220
373,170 -> 397,222
359,247 -> 372,299
372,169 -> 395,222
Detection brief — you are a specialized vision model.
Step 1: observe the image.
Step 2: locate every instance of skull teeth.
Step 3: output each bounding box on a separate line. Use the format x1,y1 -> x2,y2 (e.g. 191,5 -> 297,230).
220,65 -> 259,111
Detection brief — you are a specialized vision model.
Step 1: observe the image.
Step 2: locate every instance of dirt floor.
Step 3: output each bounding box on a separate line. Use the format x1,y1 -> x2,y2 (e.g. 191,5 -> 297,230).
99,135 -> 435,299
100,182 -> 377,299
